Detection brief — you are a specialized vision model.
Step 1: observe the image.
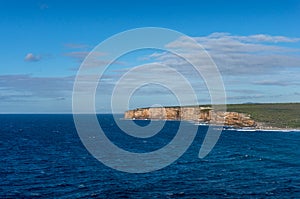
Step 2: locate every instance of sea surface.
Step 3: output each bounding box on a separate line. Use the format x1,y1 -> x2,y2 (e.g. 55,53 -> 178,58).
1,114 -> 299,198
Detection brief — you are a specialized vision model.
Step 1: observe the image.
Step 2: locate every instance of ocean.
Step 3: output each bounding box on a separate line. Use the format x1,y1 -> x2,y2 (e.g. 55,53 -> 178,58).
1,114 -> 299,198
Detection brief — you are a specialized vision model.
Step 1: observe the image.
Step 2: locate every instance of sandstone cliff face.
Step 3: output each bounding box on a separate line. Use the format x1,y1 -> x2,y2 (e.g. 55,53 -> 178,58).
211,111 -> 256,127
124,107 -> 256,128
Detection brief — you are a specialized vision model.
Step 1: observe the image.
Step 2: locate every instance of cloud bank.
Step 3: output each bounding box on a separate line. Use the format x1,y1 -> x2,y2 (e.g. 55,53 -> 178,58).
5,33 -> 300,112
154,32 -> 300,76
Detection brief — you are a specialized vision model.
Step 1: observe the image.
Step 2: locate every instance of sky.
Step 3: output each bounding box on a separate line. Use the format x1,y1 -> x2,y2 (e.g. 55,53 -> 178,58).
0,0 -> 300,113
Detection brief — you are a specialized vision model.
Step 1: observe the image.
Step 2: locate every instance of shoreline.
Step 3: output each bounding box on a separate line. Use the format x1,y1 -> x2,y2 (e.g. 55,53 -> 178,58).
124,118 -> 300,132
124,103 -> 300,131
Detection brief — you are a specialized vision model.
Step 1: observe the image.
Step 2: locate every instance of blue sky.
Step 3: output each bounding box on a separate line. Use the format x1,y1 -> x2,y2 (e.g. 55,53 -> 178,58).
0,0 -> 300,113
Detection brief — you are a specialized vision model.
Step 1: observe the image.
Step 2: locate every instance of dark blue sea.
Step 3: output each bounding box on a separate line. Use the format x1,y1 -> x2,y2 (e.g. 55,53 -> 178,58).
1,114 -> 299,198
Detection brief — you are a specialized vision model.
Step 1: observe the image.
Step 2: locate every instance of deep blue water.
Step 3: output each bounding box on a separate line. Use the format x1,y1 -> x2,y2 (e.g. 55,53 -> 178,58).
1,114 -> 299,198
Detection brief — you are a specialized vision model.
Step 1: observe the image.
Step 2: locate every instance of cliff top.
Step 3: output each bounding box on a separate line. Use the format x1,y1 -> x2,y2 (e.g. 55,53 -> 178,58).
127,103 -> 300,129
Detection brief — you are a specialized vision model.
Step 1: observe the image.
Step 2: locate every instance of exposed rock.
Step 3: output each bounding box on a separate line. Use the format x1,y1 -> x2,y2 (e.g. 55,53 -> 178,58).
124,106 -> 256,128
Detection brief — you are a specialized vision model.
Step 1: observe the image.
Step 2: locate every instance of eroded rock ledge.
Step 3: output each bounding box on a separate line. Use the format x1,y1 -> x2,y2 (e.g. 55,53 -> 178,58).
124,106 -> 256,128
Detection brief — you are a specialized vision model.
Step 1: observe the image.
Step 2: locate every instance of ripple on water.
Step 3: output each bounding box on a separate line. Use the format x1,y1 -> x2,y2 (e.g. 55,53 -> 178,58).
0,114 -> 299,198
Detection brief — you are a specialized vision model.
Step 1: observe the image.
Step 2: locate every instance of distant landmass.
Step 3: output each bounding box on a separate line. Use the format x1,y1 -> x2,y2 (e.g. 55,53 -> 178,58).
124,103 -> 300,129
226,103 -> 300,129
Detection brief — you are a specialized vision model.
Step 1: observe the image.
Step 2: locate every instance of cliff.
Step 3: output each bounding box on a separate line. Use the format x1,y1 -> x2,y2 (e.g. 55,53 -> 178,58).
124,106 -> 256,128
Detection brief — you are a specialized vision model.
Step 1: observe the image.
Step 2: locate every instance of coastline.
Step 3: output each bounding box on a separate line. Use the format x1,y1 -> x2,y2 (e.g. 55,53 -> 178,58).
125,118 -> 300,132
250,122 -> 300,132
125,103 -> 300,131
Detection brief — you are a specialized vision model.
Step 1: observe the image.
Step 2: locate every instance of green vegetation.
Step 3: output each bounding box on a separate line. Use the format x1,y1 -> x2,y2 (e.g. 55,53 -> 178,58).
146,103 -> 300,128
224,103 -> 300,128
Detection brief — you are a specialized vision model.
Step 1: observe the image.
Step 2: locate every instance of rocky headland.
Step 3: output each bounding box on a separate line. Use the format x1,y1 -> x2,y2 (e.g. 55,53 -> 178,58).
124,106 -> 256,128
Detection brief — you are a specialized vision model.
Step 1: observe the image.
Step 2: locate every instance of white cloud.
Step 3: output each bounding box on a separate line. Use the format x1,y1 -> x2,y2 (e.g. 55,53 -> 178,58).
204,32 -> 300,43
109,33 -> 300,105
64,43 -> 89,49
14,33 -> 300,112
154,33 -> 300,76
233,34 -> 300,43
65,51 -> 126,70
0,74 -> 73,99
253,80 -> 300,87
24,53 -> 41,62
64,51 -> 92,62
